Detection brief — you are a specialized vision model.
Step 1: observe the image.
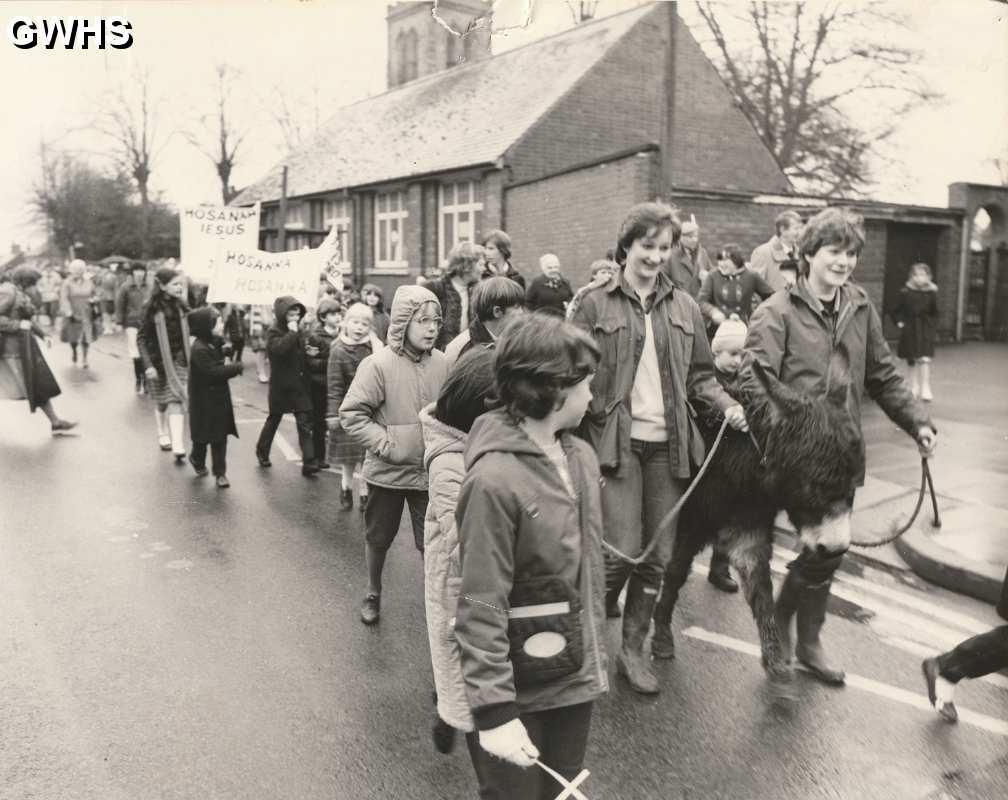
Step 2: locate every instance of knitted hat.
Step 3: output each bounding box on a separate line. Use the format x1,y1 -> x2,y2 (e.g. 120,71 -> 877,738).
711,316 -> 747,354
155,266 -> 179,286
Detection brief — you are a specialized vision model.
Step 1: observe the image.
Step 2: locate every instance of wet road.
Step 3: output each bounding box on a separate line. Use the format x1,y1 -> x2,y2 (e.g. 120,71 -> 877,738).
1,341 -> 1006,800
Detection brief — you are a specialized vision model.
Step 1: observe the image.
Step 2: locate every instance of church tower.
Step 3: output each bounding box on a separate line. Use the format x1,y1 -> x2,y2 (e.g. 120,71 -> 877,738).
386,1 -> 492,89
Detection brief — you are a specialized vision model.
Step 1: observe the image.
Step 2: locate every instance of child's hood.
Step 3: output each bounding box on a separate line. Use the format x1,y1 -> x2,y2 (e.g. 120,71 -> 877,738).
386,285 -> 441,355
463,408 -> 544,472
187,306 -> 217,341
272,295 -> 307,324
419,403 -> 467,471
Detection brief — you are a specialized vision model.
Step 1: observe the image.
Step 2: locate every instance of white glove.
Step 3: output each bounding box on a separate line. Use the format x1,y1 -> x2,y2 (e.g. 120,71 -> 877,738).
478,718 -> 539,767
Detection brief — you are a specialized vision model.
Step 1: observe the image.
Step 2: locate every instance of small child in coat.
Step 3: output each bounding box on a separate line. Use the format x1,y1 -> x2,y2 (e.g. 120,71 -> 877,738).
306,298 -> 344,470
187,306 -> 243,488
339,286 -> 450,625
326,302 -> 376,512
892,262 -> 939,401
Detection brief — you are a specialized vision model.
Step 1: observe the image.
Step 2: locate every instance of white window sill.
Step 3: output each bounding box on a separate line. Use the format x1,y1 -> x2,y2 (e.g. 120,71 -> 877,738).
371,264 -> 410,276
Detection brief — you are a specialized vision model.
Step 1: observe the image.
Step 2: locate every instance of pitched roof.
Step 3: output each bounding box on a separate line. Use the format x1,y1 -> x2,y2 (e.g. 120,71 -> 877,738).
233,3 -> 656,205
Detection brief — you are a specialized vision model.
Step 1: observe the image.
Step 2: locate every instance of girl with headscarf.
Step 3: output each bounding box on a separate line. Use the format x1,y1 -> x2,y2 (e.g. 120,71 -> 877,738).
136,267 -> 191,460
59,258 -> 97,368
0,268 -> 76,433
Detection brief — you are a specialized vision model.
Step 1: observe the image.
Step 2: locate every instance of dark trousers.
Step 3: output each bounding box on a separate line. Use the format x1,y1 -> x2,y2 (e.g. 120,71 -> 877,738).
191,440 -> 227,476
309,382 -> 328,464
937,625 -> 1008,683
256,411 -> 316,464
364,483 -> 427,553
229,338 -> 244,363
465,702 -> 593,800
132,357 -> 144,381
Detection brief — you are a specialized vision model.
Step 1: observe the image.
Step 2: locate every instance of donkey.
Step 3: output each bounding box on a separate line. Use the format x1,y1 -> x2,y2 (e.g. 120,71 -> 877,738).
651,347 -> 864,683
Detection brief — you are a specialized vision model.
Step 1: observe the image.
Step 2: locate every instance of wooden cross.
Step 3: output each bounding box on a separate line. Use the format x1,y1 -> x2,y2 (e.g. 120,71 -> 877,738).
536,760 -> 591,800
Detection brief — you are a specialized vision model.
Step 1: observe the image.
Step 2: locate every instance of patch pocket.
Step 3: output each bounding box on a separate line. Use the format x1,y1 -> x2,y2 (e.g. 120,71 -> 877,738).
507,575 -> 583,688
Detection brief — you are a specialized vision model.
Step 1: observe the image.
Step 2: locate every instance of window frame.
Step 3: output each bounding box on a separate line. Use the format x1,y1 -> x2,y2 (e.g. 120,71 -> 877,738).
373,189 -> 409,272
438,179 -> 484,267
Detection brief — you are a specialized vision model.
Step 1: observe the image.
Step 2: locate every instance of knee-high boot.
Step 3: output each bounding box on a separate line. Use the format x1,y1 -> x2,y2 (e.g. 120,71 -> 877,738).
919,361 -> 934,401
908,363 -> 920,398
617,577 -> 659,694
167,413 -> 186,458
794,550 -> 846,685
154,409 -> 170,449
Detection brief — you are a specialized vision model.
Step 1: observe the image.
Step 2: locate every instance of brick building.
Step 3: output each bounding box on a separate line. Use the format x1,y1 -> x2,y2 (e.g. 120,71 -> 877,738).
234,1 -> 972,342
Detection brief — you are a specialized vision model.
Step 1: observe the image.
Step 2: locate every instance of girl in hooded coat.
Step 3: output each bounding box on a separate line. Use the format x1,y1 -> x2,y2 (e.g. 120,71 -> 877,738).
187,306 -> 243,488
137,267 -> 191,460
892,262 -> 939,401
419,347 -> 498,755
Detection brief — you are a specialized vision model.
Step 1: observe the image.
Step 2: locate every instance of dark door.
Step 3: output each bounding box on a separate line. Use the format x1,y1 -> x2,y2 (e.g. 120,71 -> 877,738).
964,248 -> 989,339
882,224 -> 941,340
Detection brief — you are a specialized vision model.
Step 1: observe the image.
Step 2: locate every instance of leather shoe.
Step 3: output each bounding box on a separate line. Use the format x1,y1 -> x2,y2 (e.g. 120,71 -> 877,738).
340,488 -> 353,511
50,419 -> 78,435
708,570 -> 739,593
188,455 -> 208,477
256,451 -> 272,468
302,463 -> 320,477
922,657 -> 958,722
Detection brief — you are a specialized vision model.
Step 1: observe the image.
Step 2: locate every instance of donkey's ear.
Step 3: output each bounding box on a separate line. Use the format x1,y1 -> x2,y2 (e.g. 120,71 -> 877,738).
750,359 -> 802,415
826,345 -> 852,408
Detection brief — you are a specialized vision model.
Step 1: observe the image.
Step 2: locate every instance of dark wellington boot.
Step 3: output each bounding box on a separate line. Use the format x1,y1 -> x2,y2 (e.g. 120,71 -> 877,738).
616,581 -> 660,694
795,578 -> 846,686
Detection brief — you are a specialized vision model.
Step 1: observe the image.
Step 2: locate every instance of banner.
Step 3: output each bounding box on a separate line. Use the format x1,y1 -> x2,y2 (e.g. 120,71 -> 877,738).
206,247 -> 324,307
180,204 -> 260,283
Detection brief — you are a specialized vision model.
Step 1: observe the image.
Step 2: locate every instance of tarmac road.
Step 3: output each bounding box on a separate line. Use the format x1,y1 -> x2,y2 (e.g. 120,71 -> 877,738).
1,341 -> 1006,800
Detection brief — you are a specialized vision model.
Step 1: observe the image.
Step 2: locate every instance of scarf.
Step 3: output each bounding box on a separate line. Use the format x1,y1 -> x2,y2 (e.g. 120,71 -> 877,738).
155,309 -> 191,404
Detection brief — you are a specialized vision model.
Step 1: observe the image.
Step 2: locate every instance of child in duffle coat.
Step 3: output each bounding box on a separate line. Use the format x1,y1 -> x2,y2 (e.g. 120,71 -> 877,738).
305,297 -> 344,470
339,286 -> 450,625
326,302 -> 377,512
186,306 -> 243,488
742,207 -> 937,687
419,347 -> 499,756
255,295 -> 319,477
892,262 -> 940,401
453,314 -> 607,798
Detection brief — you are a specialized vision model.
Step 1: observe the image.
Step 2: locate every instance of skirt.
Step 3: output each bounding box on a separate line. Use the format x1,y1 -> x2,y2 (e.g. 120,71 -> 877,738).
0,332 -> 61,411
149,353 -> 188,408
328,424 -> 364,466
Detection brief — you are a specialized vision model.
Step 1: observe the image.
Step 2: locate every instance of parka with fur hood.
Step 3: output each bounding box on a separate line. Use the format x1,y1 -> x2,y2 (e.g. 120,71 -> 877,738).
266,295 -> 312,414
339,285 -> 450,490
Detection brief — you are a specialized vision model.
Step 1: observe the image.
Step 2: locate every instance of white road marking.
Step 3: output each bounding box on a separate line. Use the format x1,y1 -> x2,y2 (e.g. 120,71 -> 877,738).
681,626 -> 1008,738
874,634 -> 1008,692
234,418 -> 299,462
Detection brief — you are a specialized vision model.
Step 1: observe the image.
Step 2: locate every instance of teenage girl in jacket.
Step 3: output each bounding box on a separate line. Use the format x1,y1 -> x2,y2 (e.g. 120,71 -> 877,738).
742,207 -> 937,686
454,314 -> 607,799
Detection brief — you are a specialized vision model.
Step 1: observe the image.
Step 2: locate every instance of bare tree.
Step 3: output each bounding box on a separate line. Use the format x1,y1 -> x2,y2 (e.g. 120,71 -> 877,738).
95,65 -> 171,257
260,80 -> 329,155
185,64 -> 248,204
692,1 -> 940,196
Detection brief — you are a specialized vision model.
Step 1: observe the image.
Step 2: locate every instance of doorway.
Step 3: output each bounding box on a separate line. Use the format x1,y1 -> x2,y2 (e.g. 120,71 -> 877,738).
882,223 -> 941,340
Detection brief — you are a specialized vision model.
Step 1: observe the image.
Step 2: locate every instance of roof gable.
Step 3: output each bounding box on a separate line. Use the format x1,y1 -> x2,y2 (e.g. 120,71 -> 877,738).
233,3 -> 656,205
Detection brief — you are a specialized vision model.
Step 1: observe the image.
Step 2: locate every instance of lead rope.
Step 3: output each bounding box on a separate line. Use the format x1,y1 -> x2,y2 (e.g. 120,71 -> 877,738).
850,457 -> 941,548
602,418 -> 731,566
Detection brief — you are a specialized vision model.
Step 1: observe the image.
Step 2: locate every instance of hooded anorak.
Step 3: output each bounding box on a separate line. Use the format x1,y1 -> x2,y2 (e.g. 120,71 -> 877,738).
187,307 -> 241,443
266,295 -> 312,414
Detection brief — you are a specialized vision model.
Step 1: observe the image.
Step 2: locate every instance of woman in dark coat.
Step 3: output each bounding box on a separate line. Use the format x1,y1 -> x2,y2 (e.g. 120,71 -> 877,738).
187,306 -> 242,488
892,262 -> 939,401
255,295 -> 318,475
0,268 -> 76,433
137,267 -> 191,460
480,229 -> 526,289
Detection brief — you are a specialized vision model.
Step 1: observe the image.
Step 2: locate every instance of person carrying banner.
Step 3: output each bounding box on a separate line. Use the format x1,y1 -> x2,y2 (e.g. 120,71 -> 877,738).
137,267 -> 192,461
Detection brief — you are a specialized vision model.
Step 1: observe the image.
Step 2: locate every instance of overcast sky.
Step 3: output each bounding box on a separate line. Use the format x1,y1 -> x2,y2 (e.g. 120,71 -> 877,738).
2,0 -> 1006,256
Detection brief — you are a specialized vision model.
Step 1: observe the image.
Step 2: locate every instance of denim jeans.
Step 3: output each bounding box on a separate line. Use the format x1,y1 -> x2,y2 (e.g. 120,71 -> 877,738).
465,702 -> 593,800
601,439 -> 688,596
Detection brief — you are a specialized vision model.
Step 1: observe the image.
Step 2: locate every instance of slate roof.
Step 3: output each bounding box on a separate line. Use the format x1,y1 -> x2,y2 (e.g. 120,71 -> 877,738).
233,3 -> 656,205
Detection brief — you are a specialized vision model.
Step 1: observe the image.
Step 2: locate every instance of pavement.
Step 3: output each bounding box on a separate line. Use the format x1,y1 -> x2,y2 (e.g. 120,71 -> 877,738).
87,331 -> 1008,605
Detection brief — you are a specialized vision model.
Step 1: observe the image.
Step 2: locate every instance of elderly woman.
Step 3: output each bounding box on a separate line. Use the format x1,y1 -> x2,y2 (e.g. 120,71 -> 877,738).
480,229 -> 526,289
423,241 -> 485,351
0,268 -> 76,433
59,258 -> 97,368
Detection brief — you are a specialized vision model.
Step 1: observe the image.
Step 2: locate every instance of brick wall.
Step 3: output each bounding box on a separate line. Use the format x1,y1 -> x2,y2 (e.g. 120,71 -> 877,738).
504,7 -> 664,186
669,17 -> 790,193
505,152 -> 656,289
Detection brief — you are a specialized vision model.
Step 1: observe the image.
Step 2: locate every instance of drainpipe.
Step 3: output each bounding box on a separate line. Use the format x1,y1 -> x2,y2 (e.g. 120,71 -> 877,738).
955,210 -> 970,342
